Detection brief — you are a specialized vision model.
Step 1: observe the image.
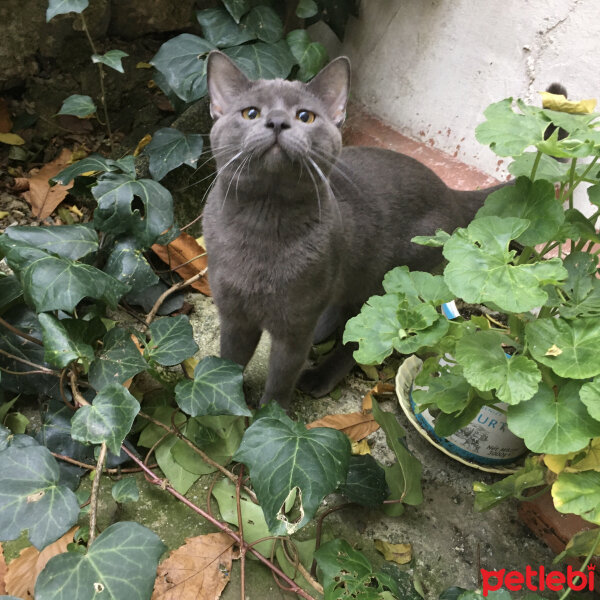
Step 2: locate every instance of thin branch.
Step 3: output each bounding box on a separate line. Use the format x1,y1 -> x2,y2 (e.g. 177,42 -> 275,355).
0,349 -> 58,376
51,451 -> 158,474
0,316 -> 43,346
89,442 -> 107,545
236,466 -> 246,600
144,270 -> 207,327
121,446 -> 317,600
69,369 -> 91,406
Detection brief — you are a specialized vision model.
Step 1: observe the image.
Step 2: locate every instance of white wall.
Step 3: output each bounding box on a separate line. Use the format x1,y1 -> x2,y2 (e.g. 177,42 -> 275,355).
340,0 -> 599,181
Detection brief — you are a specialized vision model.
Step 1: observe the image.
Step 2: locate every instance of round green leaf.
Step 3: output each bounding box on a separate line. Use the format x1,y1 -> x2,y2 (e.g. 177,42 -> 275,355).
412,370 -> 471,414
38,312 -> 94,369
46,0 -> 88,21
455,331 -> 540,405
476,177 -> 564,246
443,216 -> 567,313
552,471 -> 600,524
296,0 -> 318,18
507,382 -> 600,453
526,317 -> 600,379
175,356 -> 250,417
111,477 -> 139,503
382,265 -> 453,305
35,521 -> 166,600
286,30 -> 328,81
224,40 -> 295,80
196,8 -> 256,48
88,327 -> 148,391
71,384 -> 140,455
144,127 -> 204,181
104,238 -> 158,291
92,172 -> 174,249
3,225 -> 98,261
0,443 -> 79,549
234,414 -> 351,535
57,94 -> 96,118
559,252 -> 600,319
91,50 -> 129,73
145,315 -> 198,366
579,377 -> 600,421
150,34 -> 214,103
508,151 -> 578,183
339,454 -> 389,507
242,6 -> 283,43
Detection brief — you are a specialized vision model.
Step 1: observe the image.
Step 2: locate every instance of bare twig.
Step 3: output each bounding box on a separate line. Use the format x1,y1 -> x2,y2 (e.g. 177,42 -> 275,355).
0,349 -> 58,376
236,465 -> 246,600
89,442 -> 107,545
69,369 -> 91,406
311,502 -> 352,578
144,270 -> 207,326
0,316 -> 43,346
51,451 -> 158,474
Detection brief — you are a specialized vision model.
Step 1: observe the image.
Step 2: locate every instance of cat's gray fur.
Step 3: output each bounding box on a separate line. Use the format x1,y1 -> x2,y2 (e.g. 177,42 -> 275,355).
203,51 -> 501,409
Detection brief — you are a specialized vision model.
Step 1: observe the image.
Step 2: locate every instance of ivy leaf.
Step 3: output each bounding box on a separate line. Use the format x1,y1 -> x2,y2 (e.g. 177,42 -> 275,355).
580,377 -> 600,421
3,225 -> 98,261
476,177 -> 564,246
175,356 -> 250,417
552,471 -> 600,524
34,521 -> 166,600
243,6 -> 283,43
150,34 -> 214,103
455,331 -> 540,405
196,8 -> 256,48
88,328 -> 147,391
286,30 -> 328,81
507,382 -> 600,454
0,275 -> 23,313
234,413 -> 351,535
51,154 -> 125,185
92,172 -> 174,249
145,315 -> 198,366
0,238 -> 129,313
372,399 -> 423,510
91,50 -> 129,73
339,455 -> 389,507
38,313 -> 94,369
296,0 -> 319,18
57,94 -> 96,118
0,442 -> 79,549
221,0 -> 252,23
411,229 -> 451,247
70,384 -> 140,455
526,317 -> 600,379
383,266 -> 453,305
103,238 -> 159,292
443,216 -> 567,313
144,127 -> 204,181
475,98 -> 548,157
111,478 -> 139,503
46,0 -> 88,21
224,40 -> 295,80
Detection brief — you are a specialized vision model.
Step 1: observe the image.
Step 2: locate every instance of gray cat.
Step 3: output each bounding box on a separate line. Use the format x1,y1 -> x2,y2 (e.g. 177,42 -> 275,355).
202,51 -> 500,410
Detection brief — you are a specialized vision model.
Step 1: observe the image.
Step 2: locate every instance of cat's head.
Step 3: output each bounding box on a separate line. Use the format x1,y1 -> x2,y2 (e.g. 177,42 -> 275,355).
207,51 -> 350,177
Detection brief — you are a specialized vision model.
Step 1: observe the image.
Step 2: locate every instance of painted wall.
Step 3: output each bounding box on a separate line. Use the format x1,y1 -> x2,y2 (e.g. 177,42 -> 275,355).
340,0 -> 598,186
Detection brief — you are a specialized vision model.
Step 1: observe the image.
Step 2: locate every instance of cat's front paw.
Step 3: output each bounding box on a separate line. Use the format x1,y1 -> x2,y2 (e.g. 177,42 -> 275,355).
297,367 -> 335,398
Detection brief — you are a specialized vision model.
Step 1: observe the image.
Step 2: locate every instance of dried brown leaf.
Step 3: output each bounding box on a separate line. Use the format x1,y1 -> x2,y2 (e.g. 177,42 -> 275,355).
362,382 -> 395,413
306,412 -> 379,442
12,177 -> 30,193
0,99 -> 12,134
152,533 -> 237,600
22,148 -> 73,220
152,232 -> 211,295
374,539 -> 412,565
5,526 -> 77,599
0,543 -> 7,595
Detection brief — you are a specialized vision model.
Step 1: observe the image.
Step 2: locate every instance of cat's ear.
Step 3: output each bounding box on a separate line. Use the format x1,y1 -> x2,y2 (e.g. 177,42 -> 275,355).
207,51 -> 251,119
307,56 -> 350,127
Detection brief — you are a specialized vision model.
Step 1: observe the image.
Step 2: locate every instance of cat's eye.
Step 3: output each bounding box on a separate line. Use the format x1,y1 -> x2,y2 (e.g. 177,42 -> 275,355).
296,110 -> 316,124
242,107 -> 261,120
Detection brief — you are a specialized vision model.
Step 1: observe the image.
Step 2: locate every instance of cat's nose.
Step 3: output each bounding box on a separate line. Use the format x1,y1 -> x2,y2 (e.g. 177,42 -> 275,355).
265,110 -> 291,134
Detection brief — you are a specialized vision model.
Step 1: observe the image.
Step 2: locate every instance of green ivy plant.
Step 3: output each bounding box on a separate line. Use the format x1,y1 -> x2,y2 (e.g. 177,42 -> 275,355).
344,96 -> 600,577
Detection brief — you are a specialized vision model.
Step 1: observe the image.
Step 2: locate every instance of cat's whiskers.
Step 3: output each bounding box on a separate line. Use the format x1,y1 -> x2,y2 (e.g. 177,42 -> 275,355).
222,150 -> 251,210
177,144 -> 239,192
306,156 -> 344,225
309,148 -> 362,195
235,151 -> 255,202
302,157 -> 322,222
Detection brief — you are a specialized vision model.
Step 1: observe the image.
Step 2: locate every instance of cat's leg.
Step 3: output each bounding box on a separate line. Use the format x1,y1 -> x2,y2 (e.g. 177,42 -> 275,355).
219,313 -> 262,368
313,305 -> 343,344
259,330 -> 314,410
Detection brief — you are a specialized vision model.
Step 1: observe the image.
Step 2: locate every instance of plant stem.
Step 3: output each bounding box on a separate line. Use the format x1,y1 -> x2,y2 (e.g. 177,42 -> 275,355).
80,13 -> 113,153
0,316 -> 43,346
89,442 -> 107,545
0,349 -> 58,376
50,451 -> 158,473
516,246 -> 534,265
557,527 -> 600,600
566,159 -> 577,210
530,151 -> 542,180
121,445 -> 318,600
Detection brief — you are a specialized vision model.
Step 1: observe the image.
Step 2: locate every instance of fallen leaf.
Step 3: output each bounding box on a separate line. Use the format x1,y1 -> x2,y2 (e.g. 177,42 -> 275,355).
374,539 -> 412,565
182,357 -> 198,378
22,148 -> 74,220
137,61 -> 152,69
0,211 -> 8,219
0,133 -> 25,145
540,91 -> 597,114
152,533 -> 238,600
545,344 -> 563,357
351,439 -> 371,455
57,114 -> 94,133
68,204 -> 84,218
5,526 -> 77,599
12,177 -> 30,192
152,232 -> 211,295
0,543 -> 7,594
306,412 -> 379,442
362,390 -> 374,412
134,134 -> 152,156
0,99 -> 12,133
362,382 -> 395,413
